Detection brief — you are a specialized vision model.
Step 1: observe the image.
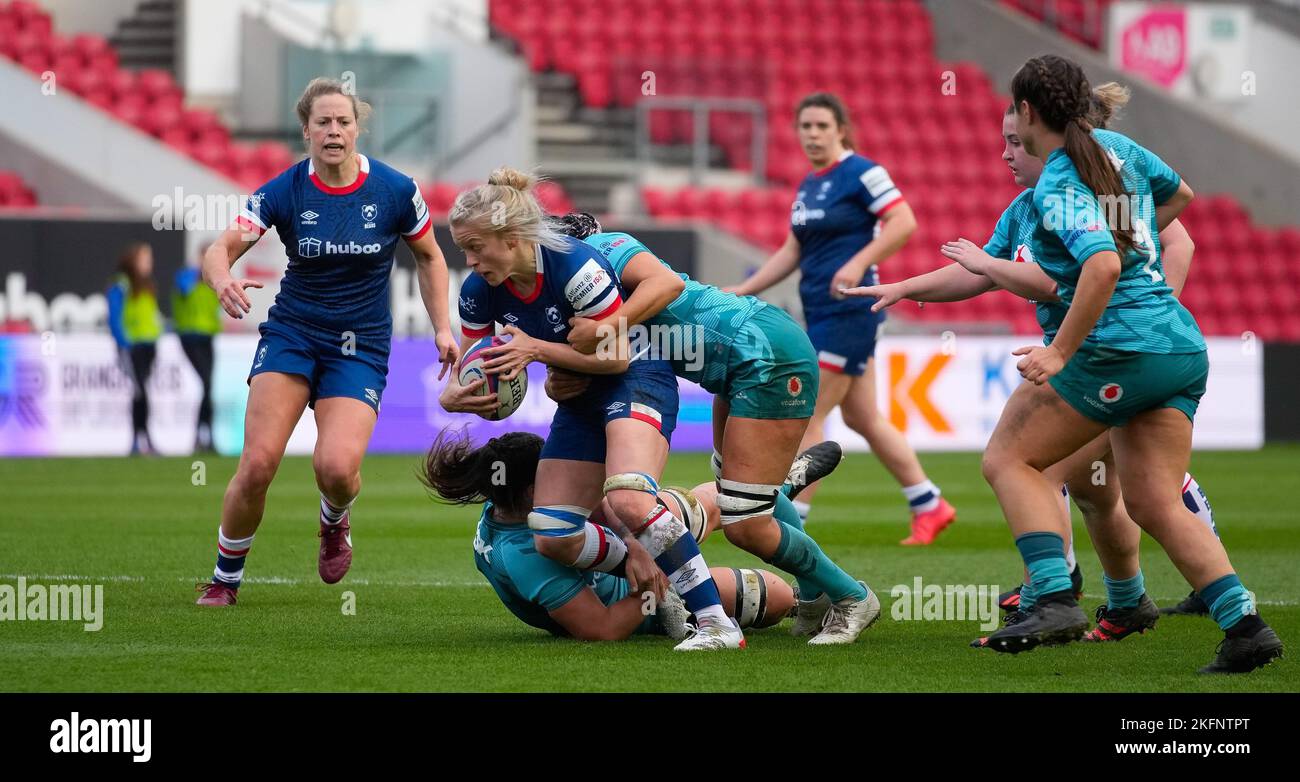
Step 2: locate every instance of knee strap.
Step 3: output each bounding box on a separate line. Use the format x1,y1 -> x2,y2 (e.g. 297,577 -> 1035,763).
527,505 -> 591,537
603,472 -> 660,496
715,478 -> 780,525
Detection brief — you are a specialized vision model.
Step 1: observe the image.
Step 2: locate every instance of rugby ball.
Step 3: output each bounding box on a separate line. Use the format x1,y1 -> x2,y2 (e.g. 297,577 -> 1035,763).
457,335 -> 528,421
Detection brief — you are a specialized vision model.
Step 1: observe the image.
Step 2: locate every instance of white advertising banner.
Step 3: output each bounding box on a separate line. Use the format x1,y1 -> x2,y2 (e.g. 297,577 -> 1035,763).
825,336 -> 1263,451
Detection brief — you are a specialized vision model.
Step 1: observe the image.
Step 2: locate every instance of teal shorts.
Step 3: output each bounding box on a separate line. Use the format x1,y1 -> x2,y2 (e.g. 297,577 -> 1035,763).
1049,345 -> 1209,427
722,306 -> 819,420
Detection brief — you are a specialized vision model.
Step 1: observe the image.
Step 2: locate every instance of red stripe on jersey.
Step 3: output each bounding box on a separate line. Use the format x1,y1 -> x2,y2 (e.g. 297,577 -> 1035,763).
309,169 -> 368,195
875,197 -> 907,216
818,360 -> 846,373
589,295 -> 623,322
505,272 -> 543,304
630,411 -> 663,431
461,324 -> 493,339
234,216 -> 264,236
404,219 -> 432,241
1182,475 -> 1193,493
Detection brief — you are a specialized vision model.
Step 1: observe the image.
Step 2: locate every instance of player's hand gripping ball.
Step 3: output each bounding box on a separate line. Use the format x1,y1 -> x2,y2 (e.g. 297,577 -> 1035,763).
458,335 -> 529,420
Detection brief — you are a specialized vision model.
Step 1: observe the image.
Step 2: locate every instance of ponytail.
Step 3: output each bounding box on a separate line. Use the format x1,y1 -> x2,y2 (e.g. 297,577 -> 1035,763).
418,428 -> 543,518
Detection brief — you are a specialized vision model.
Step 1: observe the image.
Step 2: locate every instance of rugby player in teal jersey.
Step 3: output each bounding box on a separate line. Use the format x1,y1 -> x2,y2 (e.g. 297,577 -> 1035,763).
924,55 -> 1278,672
553,213 -> 878,645
849,82 -> 1222,649
419,429 -> 852,642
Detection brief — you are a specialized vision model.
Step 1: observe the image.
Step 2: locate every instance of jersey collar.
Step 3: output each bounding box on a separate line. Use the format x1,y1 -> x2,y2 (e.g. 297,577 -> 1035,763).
812,149 -> 853,177
308,153 -> 370,195
504,243 -> 545,304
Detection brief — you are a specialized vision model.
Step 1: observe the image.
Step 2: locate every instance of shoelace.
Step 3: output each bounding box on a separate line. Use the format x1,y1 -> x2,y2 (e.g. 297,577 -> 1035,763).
820,603 -> 848,634
195,581 -> 231,596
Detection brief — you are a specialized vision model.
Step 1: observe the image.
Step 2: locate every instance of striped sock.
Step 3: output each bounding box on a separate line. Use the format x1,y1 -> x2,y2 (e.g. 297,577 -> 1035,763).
1104,570 -> 1145,610
213,528 -> 253,587
320,495 -> 352,526
1199,574 -> 1256,632
902,480 -> 940,513
637,505 -> 728,625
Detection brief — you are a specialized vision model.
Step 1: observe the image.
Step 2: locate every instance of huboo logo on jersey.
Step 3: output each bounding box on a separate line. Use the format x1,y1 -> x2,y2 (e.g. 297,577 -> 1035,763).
361,203 -> 377,229
299,237 -> 382,258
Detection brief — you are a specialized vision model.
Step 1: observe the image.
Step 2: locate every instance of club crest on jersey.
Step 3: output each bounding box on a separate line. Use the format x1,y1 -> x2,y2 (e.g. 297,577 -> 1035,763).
787,376 -> 803,397
248,192 -> 265,212
298,237 -> 322,258
361,203 -> 377,229
546,305 -> 563,331
817,180 -> 832,201
300,210 -> 319,225
1099,383 -> 1123,403
459,295 -> 478,314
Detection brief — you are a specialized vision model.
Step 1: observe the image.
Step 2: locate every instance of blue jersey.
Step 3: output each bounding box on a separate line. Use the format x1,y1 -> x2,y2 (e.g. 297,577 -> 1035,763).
472,503 -> 634,636
457,236 -> 678,388
238,154 -> 431,340
583,231 -> 766,392
1029,130 -> 1204,354
790,150 -> 904,320
983,189 -> 1068,342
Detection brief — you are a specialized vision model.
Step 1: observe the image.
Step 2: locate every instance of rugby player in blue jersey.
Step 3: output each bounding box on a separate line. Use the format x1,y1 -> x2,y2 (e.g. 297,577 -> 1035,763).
729,93 -> 956,545
195,78 -> 459,606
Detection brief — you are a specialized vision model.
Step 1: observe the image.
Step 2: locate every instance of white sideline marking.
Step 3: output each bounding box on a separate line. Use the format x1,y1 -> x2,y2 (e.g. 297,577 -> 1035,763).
0,573 -> 143,582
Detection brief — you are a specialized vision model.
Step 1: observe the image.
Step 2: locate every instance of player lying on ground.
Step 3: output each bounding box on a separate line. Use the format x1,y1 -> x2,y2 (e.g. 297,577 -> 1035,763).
420,429 -> 845,642
850,83 -> 1221,647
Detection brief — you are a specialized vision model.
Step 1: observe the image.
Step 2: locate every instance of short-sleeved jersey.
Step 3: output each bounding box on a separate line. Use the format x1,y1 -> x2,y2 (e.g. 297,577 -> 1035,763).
457,236 -> 676,382
236,154 -> 431,340
984,190 -> 1067,342
472,503 -> 627,636
1029,130 -> 1204,354
582,231 -> 766,392
790,150 -> 904,320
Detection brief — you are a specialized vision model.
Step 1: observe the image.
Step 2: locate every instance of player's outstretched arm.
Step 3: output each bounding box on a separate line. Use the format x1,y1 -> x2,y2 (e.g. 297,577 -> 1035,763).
941,238 -> 1059,302
844,262 -> 994,311
202,226 -> 264,320
727,231 -> 801,297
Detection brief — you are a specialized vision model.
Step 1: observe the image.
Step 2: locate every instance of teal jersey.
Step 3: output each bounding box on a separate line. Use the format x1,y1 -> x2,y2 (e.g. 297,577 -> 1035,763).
983,189 -> 1067,342
472,503 -> 629,636
1029,129 -> 1205,354
583,232 -> 766,393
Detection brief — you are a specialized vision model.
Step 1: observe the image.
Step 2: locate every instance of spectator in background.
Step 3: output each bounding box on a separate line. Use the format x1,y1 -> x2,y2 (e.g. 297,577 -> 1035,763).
108,242 -> 163,455
173,246 -> 221,453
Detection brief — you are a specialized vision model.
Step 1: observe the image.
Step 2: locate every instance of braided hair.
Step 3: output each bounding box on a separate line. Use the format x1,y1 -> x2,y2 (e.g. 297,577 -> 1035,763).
1011,55 -> 1134,255
551,212 -> 603,240
418,427 -> 543,518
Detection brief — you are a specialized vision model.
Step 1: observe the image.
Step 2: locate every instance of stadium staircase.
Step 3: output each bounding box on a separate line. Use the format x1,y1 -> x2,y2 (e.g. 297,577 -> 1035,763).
109,0 -> 177,73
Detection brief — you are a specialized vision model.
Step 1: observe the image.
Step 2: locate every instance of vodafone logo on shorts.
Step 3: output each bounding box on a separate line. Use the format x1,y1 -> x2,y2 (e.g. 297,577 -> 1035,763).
1099,383 -> 1124,403
787,376 -> 802,396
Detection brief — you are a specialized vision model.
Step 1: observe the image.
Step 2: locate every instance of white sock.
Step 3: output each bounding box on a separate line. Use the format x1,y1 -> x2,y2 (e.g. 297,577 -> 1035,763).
902,480 -> 940,513
1182,473 -> 1217,534
320,495 -> 353,525
792,499 -> 811,522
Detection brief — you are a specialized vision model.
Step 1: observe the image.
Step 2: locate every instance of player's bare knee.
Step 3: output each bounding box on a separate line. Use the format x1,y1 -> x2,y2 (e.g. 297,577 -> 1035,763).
314,456 -> 359,498
237,450 -> 281,494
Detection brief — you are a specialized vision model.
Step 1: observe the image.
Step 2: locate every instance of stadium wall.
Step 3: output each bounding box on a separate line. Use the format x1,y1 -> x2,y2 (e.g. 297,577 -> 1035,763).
927,0 -> 1300,226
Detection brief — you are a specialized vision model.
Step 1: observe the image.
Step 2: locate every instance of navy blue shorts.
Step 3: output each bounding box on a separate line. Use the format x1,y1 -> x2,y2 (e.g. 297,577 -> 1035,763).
248,318 -> 389,413
806,310 -> 885,377
540,363 -> 680,463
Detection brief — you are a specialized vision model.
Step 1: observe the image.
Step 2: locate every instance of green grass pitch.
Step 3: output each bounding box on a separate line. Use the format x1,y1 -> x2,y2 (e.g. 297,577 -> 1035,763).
2,446 -> 1296,692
